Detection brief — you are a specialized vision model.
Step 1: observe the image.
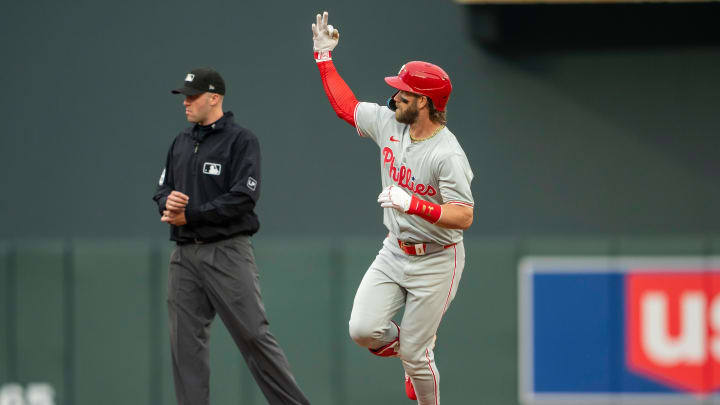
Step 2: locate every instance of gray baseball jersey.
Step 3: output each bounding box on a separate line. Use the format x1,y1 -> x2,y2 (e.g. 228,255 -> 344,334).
354,102 -> 474,245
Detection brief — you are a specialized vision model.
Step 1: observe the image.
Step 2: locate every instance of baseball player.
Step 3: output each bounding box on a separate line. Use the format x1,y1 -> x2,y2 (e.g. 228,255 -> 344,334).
311,11 -> 474,405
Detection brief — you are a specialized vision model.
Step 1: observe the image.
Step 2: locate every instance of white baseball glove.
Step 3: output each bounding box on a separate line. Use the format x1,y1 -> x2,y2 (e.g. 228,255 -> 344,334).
378,185 -> 411,213
312,11 -> 339,52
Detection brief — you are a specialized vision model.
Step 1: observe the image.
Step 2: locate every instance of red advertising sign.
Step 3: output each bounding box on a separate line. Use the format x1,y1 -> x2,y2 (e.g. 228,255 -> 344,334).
627,271 -> 720,393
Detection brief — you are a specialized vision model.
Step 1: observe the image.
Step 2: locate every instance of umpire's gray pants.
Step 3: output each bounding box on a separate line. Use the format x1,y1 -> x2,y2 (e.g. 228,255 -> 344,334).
168,235 -> 310,405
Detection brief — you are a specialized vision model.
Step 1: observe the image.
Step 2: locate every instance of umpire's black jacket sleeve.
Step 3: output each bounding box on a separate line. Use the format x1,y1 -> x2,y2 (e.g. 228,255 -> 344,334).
184,134 -> 260,226
153,138 -> 177,215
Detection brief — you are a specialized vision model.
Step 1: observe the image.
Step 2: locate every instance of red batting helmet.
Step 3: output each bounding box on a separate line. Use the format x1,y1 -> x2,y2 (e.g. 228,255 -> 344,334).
384,61 -> 452,111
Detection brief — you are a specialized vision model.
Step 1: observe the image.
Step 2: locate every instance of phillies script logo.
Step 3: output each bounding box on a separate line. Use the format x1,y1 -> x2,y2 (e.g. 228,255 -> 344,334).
382,147 -> 436,196
627,272 -> 720,394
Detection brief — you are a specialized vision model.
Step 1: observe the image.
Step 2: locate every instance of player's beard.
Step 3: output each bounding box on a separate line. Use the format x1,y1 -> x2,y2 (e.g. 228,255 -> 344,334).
395,103 -> 419,125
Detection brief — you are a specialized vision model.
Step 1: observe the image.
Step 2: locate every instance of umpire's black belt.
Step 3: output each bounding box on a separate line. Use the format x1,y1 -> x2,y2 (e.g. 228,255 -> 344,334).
176,233 -> 248,246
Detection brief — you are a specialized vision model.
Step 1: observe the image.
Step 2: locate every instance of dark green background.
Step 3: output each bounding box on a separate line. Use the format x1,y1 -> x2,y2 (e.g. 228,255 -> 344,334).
1,0 -> 718,239
2,0 -> 719,404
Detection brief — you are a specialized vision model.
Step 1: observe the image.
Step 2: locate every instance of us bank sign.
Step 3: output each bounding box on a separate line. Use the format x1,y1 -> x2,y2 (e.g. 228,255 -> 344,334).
519,256 -> 720,405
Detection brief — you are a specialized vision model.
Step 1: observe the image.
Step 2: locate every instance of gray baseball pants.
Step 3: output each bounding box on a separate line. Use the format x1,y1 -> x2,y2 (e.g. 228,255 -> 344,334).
349,236 -> 465,405
167,235 -> 310,405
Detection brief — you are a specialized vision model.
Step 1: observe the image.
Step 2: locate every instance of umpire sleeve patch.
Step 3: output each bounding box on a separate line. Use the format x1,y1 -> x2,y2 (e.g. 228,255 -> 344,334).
247,177 -> 257,191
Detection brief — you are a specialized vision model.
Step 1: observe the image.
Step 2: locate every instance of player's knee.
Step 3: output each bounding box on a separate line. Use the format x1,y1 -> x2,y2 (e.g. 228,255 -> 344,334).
348,318 -> 383,348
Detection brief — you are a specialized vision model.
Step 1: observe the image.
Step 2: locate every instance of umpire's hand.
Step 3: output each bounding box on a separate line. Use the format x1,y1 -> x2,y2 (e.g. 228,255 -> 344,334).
161,210 -> 187,226
166,190 -> 189,211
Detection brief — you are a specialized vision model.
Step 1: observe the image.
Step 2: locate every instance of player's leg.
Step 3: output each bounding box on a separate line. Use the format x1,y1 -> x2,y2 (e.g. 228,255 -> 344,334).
399,242 -> 466,405
167,245 -> 216,405
203,236 -> 310,405
348,242 -> 407,354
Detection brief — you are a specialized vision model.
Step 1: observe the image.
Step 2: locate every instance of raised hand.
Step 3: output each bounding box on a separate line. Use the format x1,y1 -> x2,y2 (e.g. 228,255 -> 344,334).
311,11 -> 339,52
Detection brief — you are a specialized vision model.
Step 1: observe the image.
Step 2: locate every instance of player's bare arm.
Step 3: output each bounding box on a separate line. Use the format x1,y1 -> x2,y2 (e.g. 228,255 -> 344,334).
434,204 -> 473,230
312,11 -> 360,127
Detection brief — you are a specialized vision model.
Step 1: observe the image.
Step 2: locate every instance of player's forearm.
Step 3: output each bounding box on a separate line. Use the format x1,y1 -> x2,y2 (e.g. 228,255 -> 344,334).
315,55 -> 359,127
379,186 -> 473,230
406,195 -> 473,230
434,204 -> 473,230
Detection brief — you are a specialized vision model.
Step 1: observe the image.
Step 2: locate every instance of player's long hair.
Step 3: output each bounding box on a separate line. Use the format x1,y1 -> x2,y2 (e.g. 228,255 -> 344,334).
428,99 -> 447,126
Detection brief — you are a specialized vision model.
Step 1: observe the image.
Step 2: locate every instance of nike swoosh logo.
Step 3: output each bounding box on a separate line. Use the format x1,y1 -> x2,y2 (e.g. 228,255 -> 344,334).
390,136 -> 400,142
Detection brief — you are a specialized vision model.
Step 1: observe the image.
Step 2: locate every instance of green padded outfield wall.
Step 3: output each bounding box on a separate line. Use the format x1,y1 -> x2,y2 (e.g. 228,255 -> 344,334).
3,236 -> 720,405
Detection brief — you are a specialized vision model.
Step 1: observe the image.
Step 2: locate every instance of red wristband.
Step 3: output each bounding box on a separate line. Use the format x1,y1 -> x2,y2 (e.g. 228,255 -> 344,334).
314,51 -> 332,62
407,195 -> 442,224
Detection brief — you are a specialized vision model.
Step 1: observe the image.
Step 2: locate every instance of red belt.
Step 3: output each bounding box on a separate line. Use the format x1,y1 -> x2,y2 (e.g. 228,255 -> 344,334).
397,239 -> 456,256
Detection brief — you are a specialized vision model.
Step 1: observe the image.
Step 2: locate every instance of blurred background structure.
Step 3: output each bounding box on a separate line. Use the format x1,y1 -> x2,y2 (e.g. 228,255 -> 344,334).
1,0 -> 719,404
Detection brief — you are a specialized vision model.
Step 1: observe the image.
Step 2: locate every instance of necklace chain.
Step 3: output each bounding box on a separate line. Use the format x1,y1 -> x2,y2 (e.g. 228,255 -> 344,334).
410,125 -> 445,142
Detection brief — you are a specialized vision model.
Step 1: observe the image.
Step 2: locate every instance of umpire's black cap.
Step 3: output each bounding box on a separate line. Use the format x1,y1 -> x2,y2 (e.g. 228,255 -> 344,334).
171,67 -> 226,96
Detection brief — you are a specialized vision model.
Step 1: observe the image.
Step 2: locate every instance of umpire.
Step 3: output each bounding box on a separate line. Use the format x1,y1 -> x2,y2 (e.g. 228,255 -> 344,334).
153,67 -> 310,405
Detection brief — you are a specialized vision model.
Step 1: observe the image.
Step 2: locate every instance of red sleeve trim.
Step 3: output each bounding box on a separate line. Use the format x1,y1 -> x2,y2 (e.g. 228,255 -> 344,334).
354,103 -> 365,137
315,55 -> 359,127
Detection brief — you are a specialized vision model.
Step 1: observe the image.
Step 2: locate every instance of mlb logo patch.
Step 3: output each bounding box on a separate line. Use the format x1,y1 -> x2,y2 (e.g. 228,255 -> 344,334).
203,162 -> 221,175
185,73 -> 195,82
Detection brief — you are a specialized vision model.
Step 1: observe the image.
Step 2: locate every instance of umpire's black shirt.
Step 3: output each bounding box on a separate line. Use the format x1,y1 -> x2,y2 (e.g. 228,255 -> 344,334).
153,111 -> 261,244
